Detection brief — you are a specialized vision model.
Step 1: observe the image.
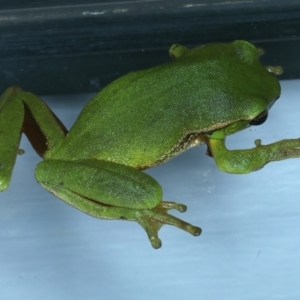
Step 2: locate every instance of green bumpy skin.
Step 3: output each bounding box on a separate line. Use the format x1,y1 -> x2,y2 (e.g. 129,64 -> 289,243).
1,40 -> 296,249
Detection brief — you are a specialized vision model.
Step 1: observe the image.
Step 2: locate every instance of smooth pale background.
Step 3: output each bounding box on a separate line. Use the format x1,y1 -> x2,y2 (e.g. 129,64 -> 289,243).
1,79 -> 300,300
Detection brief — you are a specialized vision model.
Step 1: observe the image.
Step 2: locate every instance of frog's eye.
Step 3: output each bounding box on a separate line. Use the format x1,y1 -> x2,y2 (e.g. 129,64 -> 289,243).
249,110 -> 268,126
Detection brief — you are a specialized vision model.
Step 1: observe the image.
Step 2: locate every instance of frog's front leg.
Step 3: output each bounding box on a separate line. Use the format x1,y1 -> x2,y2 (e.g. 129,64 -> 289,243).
35,159 -> 201,248
208,137 -> 300,174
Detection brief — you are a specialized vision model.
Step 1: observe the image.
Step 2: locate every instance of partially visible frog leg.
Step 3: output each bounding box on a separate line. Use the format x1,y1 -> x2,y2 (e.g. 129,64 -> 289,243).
35,159 -> 201,248
0,87 -> 24,191
208,136 -> 300,174
0,87 -> 68,191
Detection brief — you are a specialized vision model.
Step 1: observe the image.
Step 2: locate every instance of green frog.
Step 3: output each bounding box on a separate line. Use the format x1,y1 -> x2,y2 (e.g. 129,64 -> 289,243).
1,40 -> 295,249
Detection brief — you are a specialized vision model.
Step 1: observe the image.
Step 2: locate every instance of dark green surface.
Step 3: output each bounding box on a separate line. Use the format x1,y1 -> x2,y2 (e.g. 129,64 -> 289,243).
0,0 -> 299,95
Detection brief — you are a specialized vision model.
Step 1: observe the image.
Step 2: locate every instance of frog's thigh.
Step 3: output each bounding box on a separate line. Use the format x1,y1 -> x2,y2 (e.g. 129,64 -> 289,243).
35,159 -> 162,210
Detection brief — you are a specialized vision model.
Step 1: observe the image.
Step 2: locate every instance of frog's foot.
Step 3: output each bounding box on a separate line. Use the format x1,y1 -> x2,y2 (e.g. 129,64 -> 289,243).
135,201 -> 201,249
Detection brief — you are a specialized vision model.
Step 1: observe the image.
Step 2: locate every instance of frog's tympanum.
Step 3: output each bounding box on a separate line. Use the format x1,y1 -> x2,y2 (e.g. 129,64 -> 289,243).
1,40 -> 295,248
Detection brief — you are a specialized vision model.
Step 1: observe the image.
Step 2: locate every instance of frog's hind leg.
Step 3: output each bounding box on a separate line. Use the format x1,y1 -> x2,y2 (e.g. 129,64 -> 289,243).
0,87 -> 68,191
35,159 -> 201,248
0,87 -> 24,191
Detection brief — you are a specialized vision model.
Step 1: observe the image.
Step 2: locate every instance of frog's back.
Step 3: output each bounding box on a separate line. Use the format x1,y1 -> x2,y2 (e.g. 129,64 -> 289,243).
53,41 -> 280,168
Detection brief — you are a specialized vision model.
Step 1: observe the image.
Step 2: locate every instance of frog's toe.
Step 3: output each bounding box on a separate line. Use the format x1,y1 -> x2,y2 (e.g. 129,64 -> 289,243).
154,201 -> 201,236
157,201 -> 187,212
147,230 -> 162,249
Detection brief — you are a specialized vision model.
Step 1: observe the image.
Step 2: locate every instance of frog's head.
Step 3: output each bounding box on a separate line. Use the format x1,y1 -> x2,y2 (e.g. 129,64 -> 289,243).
181,40 -> 283,139
222,40 -> 282,135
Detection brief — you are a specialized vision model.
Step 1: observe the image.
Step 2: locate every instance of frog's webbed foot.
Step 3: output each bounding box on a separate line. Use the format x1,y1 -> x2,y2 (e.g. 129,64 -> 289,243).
135,201 -> 201,249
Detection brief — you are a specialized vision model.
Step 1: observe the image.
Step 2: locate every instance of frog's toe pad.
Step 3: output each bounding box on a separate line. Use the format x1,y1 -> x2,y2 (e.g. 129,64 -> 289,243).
149,234 -> 162,249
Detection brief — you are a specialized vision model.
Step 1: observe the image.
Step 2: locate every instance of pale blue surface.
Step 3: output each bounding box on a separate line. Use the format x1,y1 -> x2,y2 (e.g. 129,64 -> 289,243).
1,79 -> 300,299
